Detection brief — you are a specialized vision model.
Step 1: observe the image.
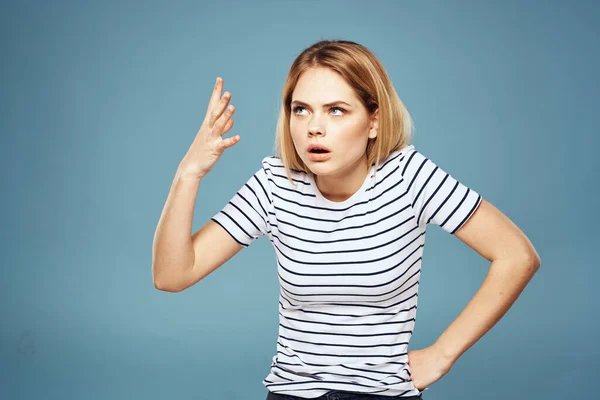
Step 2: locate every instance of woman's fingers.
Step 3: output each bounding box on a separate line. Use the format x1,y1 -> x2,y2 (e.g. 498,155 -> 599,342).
220,133 -> 240,150
206,77 -> 223,115
201,76 -> 238,148
213,104 -> 235,134
222,116 -> 234,135
208,90 -> 231,128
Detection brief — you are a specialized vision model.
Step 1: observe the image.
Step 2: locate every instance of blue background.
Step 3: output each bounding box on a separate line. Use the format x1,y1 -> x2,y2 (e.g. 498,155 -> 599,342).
1,0 -> 598,399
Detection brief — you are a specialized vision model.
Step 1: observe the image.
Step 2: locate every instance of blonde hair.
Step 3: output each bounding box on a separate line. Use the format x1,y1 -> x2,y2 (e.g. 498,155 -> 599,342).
273,39 -> 414,185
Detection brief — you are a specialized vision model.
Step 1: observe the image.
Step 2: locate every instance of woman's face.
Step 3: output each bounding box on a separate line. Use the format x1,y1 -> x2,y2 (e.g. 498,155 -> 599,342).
289,67 -> 378,178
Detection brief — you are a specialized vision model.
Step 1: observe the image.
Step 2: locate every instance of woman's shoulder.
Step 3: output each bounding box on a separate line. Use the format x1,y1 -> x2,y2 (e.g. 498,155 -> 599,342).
375,143 -> 415,172
260,154 -> 284,170
255,155 -> 311,187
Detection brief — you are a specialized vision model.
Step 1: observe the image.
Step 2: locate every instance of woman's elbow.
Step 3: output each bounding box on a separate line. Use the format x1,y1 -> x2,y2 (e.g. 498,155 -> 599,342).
523,249 -> 541,272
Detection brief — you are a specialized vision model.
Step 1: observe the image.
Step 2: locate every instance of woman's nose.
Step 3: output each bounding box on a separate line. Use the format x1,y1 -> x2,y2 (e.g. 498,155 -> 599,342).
308,116 -> 325,136
308,127 -> 324,136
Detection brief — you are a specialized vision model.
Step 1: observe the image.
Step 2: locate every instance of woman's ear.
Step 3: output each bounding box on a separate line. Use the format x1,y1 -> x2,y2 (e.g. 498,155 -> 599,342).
368,109 -> 379,139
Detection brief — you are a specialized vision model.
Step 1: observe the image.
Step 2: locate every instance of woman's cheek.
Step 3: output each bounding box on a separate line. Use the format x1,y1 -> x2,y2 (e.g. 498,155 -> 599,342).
290,121 -> 303,142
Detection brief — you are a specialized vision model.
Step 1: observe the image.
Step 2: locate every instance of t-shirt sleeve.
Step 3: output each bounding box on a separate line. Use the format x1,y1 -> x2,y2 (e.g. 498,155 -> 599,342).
398,146 -> 482,234
210,164 -> 272,247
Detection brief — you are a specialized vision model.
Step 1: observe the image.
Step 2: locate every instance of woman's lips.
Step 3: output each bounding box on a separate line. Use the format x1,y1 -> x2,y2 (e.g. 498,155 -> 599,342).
307,143 -> 332,152
308,151 -> 332,162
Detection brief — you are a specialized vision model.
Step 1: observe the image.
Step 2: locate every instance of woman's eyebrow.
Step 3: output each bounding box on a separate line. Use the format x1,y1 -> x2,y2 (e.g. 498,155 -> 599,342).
291,100 -> 352,108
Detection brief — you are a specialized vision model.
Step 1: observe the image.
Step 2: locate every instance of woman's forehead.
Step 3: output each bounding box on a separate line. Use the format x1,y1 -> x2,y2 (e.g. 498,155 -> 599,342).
293,67 -> 357,104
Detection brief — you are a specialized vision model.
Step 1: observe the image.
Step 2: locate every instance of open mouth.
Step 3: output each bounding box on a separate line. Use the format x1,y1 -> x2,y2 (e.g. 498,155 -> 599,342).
308,147 -> 332,161
307,144 -> 332,160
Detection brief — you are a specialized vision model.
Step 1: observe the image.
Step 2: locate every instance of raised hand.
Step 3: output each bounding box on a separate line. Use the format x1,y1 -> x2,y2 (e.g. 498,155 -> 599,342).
178,77 -> 240,180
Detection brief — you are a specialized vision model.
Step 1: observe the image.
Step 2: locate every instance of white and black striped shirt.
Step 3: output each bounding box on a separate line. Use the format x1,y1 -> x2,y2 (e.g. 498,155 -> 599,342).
212,144 -> 482,398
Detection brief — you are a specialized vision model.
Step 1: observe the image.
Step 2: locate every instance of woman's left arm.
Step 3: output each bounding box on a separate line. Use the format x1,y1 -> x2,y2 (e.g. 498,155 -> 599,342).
410,198 -> 541,391
432,198 -> 541,369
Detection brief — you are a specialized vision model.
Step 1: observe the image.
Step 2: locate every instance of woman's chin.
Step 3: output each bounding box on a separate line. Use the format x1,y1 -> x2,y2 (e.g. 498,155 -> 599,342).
306,162 -> 329,173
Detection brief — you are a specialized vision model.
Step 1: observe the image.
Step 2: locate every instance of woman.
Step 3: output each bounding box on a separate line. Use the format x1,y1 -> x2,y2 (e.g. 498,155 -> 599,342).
152,40 -> 541,399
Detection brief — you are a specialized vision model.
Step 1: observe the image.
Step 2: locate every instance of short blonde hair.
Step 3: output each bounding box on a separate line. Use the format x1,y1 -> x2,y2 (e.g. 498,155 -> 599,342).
273,39 -> 414,185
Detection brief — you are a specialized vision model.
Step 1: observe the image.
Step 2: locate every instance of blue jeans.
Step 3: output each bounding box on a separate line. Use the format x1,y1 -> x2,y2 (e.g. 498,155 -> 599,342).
266,390 -> 422,400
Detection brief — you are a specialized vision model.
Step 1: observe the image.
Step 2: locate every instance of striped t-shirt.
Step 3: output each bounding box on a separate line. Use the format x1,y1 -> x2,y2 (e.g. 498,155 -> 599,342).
211,144 -> 482,398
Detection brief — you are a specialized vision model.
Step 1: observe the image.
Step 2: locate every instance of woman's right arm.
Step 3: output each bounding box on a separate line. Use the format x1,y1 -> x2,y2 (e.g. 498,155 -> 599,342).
152,77 -> 243,292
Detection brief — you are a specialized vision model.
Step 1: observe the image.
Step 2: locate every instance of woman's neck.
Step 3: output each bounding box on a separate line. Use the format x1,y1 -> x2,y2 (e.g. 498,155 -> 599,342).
314,156 -> 370,202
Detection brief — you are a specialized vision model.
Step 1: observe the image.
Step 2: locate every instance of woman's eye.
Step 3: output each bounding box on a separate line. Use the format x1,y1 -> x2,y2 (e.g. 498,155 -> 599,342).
292,106 -> 307,115
330,107 -> 345,116
292,106 -> 345,116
